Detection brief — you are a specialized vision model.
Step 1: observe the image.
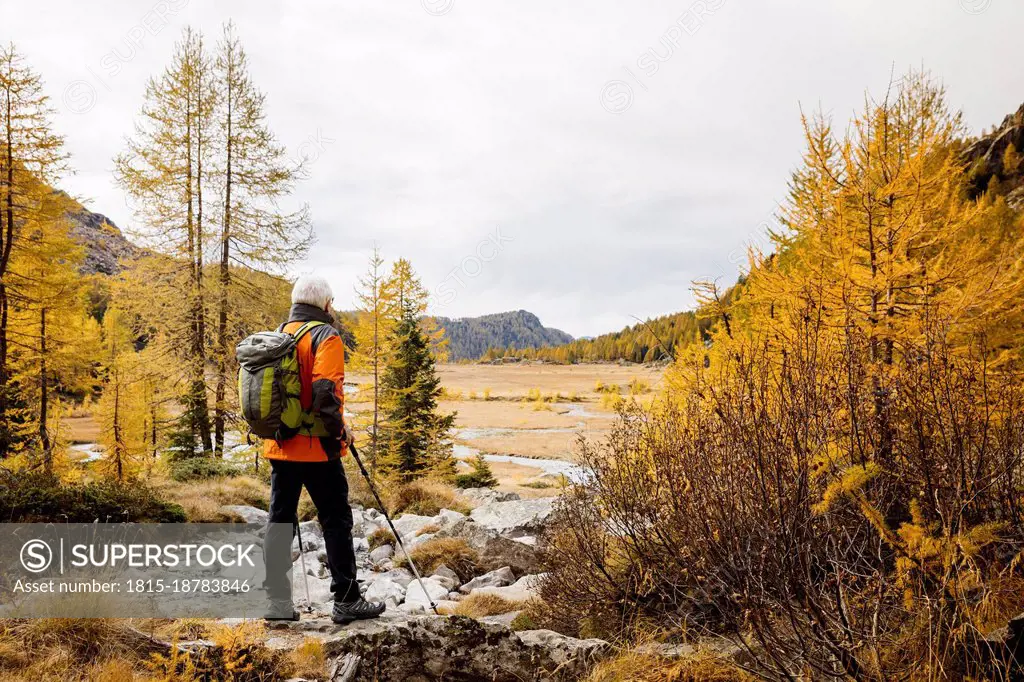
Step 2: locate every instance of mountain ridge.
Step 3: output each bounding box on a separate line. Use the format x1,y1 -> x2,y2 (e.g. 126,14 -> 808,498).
437,310 -> 572,361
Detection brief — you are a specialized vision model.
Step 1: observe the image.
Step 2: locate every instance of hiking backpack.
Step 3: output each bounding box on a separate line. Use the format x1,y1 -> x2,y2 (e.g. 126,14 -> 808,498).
236,321 -> 325,440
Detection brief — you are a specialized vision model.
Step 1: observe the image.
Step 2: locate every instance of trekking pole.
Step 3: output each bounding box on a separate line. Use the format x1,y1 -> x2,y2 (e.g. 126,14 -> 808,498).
347,440 -> 439,615
295,521 -> 314,613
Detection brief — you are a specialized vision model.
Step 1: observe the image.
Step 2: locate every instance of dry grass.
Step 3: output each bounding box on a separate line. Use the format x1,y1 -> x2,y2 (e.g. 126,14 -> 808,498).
0,618 -> 170,681
368,527 -> 397,550
416,523 -> 442,536
583,651 -> 753,682
450,592 -> 532,618
395,537 -> 479,581
152,475 -> 268,522
387,480 -> 471,516
285,637 -> 329,680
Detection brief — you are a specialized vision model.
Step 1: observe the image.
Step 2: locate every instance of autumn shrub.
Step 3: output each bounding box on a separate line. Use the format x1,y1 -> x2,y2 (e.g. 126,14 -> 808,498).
167,456 -> 239,482
395,537 -> 479,581
543,73 -> 1024,680
546,332 -> 1024,677
0,470 -> 186,522
148,621 -> 288,681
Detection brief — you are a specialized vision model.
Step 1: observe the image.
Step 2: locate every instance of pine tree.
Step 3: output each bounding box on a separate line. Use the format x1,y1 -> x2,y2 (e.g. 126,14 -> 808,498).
455,452 -> 497,489
0,44 -> 68,456
379,262 -> 455,481
210,21 -> 311,456
115,27 -> 217,455
8,187 -> 92,472
352,246 -> 394,472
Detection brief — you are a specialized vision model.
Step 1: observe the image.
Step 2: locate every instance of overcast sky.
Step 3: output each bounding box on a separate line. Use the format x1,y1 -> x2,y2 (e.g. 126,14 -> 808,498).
9,0 -> 1024,337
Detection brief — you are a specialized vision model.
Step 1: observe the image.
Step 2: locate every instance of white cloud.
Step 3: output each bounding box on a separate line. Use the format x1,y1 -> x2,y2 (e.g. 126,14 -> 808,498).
9,0 -> 1024,336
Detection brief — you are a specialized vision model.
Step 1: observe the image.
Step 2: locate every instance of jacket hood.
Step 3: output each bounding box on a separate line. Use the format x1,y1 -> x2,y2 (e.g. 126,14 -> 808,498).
288,302 -> 335,324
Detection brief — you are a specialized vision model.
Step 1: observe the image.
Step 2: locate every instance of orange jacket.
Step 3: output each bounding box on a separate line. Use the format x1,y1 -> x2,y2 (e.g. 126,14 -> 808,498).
263,305 -> 347,462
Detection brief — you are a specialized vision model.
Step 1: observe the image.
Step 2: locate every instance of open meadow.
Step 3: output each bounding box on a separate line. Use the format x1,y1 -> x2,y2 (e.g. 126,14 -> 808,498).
345,362 -> 664,496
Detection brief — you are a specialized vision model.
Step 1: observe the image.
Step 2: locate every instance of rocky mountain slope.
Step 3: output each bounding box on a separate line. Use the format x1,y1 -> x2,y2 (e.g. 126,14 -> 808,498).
60,194 -> 142,275
437,310 -> 573,361
963,102 -> 1024,208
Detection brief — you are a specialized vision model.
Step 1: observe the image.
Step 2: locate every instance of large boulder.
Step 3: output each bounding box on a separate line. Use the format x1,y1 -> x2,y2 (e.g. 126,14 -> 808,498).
369,544 -> 394,564
376,568 -> 415,589
435,519 -> 543,575
435,509 -> 466,527
319,613 -> 610,681
393,514 -> 437,539
364,577 -> 407,608
470,498 -> 555,538
220,505 -> 268,525
470,574 -> 544,603
292,571 -> 333,611
404,577 -> 449,611
460,566 -> 516,594
459,488 -> 521,505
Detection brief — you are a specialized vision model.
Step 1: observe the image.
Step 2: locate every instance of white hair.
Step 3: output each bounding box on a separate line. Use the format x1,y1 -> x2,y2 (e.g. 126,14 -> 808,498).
291,274 -> 334,309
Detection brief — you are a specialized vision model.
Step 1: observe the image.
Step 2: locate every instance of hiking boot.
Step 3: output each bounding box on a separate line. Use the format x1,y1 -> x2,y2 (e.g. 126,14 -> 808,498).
332,598 -> 385,625
263,598 -> 300,621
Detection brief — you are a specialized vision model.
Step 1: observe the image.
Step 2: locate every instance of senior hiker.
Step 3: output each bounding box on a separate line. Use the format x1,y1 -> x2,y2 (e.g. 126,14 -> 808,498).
259,274 -> 385,624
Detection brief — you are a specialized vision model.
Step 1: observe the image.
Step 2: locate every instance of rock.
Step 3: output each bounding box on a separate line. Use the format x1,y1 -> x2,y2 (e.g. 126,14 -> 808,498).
364,577 -> 406,607
352,508 -> 382,538
470,498 -> 555,537
291,520 -> 324,553
369,545 -> 394,563
320,613 -> 610,681
220,505 -> 268,524
292,571 -> 333,610
435,509 -> 466,527
460,566 -> 516,593
429,572 -> 458,592
65,207 -> 142,276
295,550 -> 322,577
458,488 -> 521,505
434,519 -> 543,575
984,610 -> 1024,669
456,483 -> 520,503
393,514 -> 437,539
516,629 -> 611,669
433,565 -> 459,583
377,568 -> 415,588
353,537 -> 370,552
404,577 -> 449,609
471,574 -> 544,603
409,532 -> 435,547
512,536 -> 538,546
434,599 -> 460,613
480,612 -> 521,628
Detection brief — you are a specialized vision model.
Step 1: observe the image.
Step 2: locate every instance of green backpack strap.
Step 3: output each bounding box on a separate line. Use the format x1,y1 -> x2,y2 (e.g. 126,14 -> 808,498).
288,320 -> 326,342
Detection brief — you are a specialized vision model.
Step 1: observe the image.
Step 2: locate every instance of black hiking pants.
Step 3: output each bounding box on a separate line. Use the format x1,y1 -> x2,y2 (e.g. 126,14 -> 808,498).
263,458 -> 359,603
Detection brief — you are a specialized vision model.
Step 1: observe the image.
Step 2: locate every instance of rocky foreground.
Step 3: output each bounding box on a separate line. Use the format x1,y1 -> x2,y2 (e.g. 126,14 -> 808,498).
220,489 -> 612,681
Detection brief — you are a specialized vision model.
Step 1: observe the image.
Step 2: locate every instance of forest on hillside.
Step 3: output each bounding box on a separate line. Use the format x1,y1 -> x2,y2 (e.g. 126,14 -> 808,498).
482,295 -> 721,364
